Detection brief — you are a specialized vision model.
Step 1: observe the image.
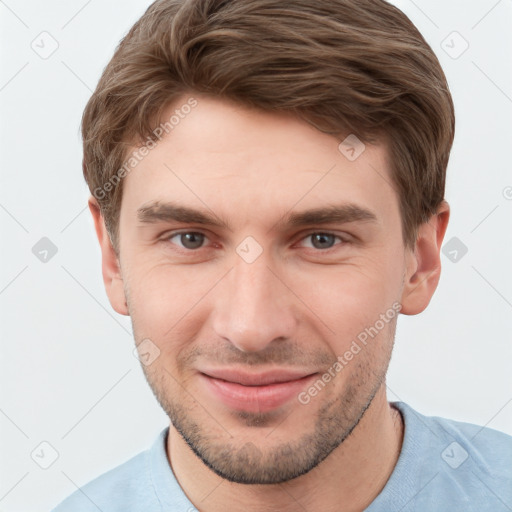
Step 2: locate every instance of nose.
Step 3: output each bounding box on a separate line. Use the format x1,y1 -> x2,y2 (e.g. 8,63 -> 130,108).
212,249 -> 298,353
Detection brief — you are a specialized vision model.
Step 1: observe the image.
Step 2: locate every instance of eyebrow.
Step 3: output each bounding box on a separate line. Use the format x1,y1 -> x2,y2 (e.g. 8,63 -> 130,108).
136,201 -> 378,231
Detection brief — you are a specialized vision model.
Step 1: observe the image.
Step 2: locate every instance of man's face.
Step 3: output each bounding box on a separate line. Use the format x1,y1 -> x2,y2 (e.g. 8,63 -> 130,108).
116,93 -> 411,484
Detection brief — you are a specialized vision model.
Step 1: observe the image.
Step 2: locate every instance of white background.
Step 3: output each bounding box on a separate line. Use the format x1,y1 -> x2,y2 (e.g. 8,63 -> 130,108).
0,0 -> 511,510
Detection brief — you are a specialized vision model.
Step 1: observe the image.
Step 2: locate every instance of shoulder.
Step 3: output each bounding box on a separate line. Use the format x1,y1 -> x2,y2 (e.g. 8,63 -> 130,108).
375,402 -> 512,511
51,435 -> 161,512
402,402 -> 512,479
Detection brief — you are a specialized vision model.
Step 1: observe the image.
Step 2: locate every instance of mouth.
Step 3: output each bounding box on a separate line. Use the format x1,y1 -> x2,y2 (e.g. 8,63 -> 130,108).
198,368 -> 319,413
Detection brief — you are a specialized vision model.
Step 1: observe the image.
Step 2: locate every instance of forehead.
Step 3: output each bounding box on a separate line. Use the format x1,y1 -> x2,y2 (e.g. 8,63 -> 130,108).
120,94 -> 398,228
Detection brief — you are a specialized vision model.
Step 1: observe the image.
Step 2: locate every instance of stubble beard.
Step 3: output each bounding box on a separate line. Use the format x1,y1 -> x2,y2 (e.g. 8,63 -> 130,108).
141,344 -> 393,485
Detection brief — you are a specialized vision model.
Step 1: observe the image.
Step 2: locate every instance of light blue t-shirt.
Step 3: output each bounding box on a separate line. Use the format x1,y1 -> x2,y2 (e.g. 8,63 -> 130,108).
51,401 -> 512,511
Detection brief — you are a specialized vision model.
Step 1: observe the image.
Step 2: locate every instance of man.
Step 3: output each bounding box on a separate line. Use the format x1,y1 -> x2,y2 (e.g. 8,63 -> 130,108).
52,0 -> 512,510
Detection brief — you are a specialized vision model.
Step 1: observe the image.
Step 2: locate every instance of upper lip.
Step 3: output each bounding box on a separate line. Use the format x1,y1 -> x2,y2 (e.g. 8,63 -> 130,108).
200,368 -> 317,386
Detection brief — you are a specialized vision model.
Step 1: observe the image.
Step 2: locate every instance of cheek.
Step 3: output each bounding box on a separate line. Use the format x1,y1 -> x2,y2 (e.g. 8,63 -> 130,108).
295,262 -> 395,316
126,261 -> 217,348
129,258 -> 211,306
288,258 -> 402,357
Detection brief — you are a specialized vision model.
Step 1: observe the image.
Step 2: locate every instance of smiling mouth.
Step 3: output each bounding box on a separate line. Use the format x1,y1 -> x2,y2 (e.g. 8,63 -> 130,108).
198,369 -> 318,413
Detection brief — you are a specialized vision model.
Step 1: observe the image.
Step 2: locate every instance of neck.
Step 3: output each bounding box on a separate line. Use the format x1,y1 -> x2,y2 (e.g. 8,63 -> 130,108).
167,386 -> 403,512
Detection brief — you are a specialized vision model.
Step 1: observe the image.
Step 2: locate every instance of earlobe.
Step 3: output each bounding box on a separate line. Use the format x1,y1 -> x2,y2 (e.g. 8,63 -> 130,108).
400,201 -> 450,315
88,196 -> 129,316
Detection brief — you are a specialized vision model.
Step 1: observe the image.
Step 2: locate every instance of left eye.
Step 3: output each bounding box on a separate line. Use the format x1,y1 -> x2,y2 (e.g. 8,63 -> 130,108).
298,233 -> 343,250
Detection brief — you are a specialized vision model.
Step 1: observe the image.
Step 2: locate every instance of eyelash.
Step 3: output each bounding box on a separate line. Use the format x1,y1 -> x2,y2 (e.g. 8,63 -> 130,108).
161,230 -> 350,253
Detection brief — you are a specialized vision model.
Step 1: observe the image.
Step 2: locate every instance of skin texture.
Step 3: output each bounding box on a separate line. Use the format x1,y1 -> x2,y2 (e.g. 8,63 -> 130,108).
90,93 -> 450,512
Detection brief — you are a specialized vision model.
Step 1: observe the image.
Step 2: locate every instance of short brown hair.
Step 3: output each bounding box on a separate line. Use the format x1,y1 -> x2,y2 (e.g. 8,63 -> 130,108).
82,0 -> 455,253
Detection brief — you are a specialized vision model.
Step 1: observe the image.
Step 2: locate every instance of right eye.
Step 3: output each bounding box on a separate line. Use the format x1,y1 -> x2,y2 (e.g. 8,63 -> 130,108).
165,231 -> 208,251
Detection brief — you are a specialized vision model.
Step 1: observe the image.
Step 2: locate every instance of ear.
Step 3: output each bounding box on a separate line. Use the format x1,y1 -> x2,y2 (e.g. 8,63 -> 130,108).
88,196 -> 129,316
400,201 -> 450,315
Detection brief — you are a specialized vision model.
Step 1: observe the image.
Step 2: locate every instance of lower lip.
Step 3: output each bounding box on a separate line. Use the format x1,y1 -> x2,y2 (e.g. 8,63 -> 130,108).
199,373 -> 317,413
